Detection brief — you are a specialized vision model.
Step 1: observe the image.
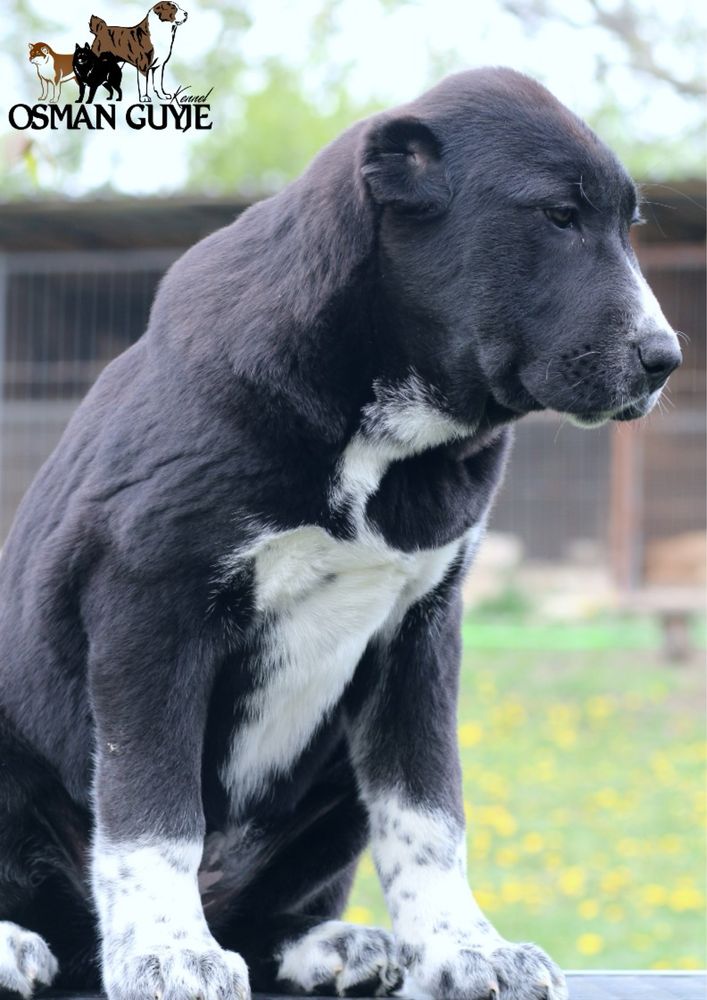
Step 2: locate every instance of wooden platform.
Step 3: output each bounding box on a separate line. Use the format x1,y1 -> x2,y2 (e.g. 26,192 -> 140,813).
47,972 -> 707,1000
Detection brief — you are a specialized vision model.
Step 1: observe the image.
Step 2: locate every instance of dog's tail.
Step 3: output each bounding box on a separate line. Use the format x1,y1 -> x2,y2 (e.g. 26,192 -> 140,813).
88,14 -> 106,36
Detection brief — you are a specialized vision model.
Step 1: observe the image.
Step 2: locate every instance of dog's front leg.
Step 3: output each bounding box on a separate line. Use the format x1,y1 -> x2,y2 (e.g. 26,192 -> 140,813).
346,573 -> 568,1000
88,578 -> 249,1000
137,65 -> 150,103
152,65 -> 171,101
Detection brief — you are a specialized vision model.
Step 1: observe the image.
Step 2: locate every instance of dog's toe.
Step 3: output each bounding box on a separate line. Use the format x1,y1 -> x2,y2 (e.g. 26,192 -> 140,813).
0,922 -> 59,999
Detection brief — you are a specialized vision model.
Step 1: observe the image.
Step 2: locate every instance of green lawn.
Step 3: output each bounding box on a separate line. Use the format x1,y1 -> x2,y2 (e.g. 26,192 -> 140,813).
344,614 -> 706,971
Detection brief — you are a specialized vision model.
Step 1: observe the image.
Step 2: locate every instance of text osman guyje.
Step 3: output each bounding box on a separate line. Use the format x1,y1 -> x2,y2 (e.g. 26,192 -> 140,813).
8,88 -> 213,131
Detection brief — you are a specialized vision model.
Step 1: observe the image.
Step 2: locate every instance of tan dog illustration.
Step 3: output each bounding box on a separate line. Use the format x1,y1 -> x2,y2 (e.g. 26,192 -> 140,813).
28,42 -> 75,103
89,2 -> 188,103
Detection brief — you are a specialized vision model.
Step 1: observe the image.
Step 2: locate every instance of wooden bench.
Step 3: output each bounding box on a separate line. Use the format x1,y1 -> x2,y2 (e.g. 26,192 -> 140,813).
47,972 -> 707,1000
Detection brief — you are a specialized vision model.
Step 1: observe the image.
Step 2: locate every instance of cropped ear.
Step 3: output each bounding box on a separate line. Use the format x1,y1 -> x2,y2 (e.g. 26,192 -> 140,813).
360,116 -> 451,217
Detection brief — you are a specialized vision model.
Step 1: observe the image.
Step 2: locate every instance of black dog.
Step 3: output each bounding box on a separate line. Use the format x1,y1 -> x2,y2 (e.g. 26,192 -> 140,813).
73,43 -> 122,103
0,68 -> 680,1000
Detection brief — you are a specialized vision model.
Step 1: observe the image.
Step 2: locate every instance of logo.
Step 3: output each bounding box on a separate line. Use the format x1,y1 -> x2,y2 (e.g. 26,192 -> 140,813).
10,3 -> 213,132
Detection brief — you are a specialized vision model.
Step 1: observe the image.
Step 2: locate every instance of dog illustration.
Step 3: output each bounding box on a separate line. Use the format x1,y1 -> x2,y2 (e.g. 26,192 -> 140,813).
89,2 -> 188,103
73,43 -> 123,103
27,42 -> 75,103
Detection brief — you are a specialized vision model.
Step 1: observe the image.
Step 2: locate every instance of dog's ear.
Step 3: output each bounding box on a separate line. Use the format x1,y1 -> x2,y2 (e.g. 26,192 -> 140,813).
75,43 -> 80,50
28,42 -> 33,50
360,116 -> 451,217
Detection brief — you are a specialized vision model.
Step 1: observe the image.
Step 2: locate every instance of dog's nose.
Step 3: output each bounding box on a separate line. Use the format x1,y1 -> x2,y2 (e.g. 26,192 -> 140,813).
637,330 -> 682,387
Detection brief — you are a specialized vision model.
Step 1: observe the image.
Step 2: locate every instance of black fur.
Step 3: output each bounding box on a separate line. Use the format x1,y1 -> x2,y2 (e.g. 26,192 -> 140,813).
0,67 -> 679,999
73,43 -> 123,103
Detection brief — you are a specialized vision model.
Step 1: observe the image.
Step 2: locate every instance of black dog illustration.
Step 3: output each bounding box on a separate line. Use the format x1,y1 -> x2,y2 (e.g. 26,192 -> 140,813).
72,43 -> 122,102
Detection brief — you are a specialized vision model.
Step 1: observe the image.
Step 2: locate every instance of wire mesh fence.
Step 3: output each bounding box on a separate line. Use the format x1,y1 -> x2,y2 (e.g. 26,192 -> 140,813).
0,239 -> 703,583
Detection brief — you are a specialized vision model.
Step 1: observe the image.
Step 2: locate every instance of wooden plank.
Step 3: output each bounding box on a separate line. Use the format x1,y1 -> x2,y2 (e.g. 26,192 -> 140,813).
46,972 -> 707,1000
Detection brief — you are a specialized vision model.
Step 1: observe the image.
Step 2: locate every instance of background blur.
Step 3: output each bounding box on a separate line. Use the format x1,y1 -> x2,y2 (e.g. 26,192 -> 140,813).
1,0 -> 705,972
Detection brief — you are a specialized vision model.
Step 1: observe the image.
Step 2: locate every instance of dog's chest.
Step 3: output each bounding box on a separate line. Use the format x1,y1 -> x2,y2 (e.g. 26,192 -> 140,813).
219,525 -> 464,810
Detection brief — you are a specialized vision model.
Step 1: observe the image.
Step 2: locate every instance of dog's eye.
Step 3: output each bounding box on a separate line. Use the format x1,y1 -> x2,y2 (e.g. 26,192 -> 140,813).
544,207 -> 577,229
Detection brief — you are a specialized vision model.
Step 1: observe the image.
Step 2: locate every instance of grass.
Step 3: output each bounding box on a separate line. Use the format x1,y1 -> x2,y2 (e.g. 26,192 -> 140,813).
344,612 -> 707,971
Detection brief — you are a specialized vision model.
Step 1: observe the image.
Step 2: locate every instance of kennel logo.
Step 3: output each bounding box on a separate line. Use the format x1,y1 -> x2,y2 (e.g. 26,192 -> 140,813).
9,3 -> 213,132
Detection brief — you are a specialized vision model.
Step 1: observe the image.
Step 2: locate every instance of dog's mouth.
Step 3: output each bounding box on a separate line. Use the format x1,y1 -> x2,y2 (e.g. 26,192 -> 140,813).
565,391 -> 661,428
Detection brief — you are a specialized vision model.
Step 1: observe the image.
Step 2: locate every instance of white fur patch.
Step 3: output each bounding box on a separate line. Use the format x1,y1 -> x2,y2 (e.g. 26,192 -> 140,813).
276,920 -> 402,995
368,796 -> 498,949
0,922 -> 58,998
331,371 -> 477,519
220,525 -> 463,810
92,837 -> 250,1000
628,256 -> 677,343
218,371 -> 478,813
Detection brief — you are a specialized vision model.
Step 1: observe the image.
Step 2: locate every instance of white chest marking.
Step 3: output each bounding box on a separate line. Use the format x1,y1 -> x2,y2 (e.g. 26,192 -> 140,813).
220,526 -> 463,811
220,370 -> 479,811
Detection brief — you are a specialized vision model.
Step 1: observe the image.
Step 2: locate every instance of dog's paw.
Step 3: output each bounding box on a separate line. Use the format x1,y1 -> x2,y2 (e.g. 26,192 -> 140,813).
401,946 -> 498,1000
0,922 -> 59,999
277,921 -> 404,997
139,95 -> 151,104
489,943 -> 567,1000
401,939 -> 567,1000
103,943 -> 250,1000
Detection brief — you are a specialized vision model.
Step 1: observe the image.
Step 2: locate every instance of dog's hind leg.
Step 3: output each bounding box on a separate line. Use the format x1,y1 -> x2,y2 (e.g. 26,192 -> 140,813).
0,713 -> 98,996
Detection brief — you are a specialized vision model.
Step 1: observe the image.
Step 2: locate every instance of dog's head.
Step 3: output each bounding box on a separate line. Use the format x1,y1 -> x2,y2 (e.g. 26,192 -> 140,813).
74,43 -> 92,65
28,42 -> 50,64
359,68 -> 681,427
151,2 -> 188,25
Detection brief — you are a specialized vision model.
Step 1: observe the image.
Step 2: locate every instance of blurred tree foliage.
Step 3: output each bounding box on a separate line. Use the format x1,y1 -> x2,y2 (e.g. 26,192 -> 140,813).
175,0 -> 383,195
499,0 -> 706,179
0,0 -> 703,197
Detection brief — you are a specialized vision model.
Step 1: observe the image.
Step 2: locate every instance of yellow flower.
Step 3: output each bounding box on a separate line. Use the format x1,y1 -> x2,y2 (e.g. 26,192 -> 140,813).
678,956 -> 703,970
470,828 -> 491,858
478,771 -> 510,800
617,837 -> 642,858
459,722 -> 484,748
642,884 -> 668,907
534,757 -> 557,783
475,888 -> 498,912
659,834 -> 682,854
346,905 -> 372,924
600,868 -> 631,894
559,867 -> 585,897
523,832 -> 545,853
593,787 -> 621,809
578,899 -> 599,919
669,885 -> 705,912
544,852 -> 563,870
477,805 -> 517,837
586,695 -> 616,721
496,847 -> 519,868
551,727 -> 577,749
477,678 -> 496,701
605,904 -> 625,922
577,933 -> 604,956
501,880 -> 526,903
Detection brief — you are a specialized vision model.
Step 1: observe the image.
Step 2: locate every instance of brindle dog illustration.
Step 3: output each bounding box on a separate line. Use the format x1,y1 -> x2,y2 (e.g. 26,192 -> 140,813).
89,3 -> 188,103
73,43 -> 123,103
28,42 -> 75,103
